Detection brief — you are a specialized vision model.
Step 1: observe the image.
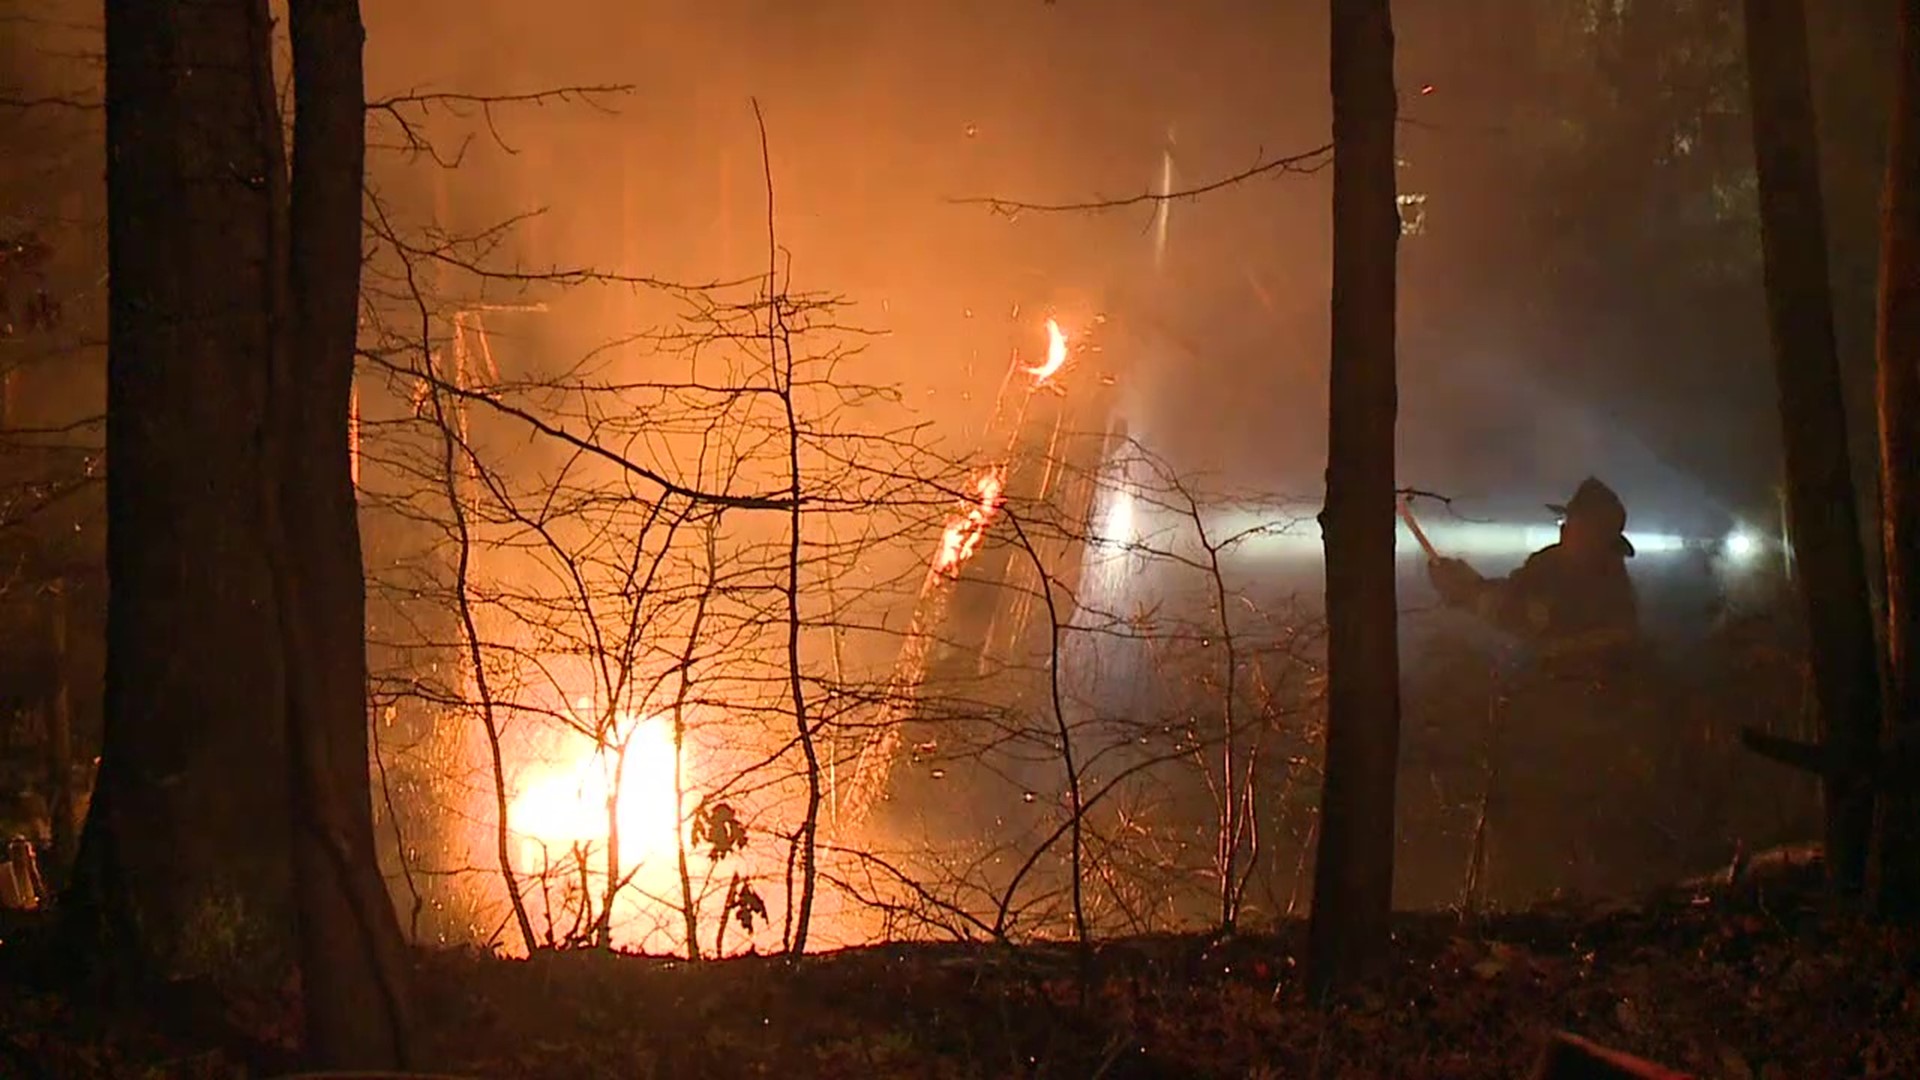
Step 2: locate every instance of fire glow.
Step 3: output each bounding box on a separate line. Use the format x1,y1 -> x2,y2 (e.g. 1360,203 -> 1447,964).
934,468 -> 1006,575
507,707 -> 686,894
1026,317 -> 1069,383
472,688 -> 887,956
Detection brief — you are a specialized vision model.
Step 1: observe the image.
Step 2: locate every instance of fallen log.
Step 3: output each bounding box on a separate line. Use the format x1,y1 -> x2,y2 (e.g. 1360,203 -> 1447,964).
1530,1031 -> 1693,1080
1739,726 -> 1917,788
269,1073 -> 478,1079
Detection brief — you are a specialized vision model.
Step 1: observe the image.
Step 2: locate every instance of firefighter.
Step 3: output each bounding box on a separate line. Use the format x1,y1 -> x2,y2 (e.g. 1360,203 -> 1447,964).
1426,477 -> 1657,905
1426,476 -> 1640,663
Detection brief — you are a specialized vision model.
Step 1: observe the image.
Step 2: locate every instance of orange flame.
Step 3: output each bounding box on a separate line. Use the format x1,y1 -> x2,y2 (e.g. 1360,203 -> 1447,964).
348,382 -> 361,488
1025,318 -> 1068,383
507,705 -> 686,892
934,468 -> 1006,575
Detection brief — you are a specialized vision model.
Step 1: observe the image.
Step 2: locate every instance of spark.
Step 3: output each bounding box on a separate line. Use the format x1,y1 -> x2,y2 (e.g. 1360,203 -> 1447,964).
1026,318 -> 1068,383
934,467 -> 1006,575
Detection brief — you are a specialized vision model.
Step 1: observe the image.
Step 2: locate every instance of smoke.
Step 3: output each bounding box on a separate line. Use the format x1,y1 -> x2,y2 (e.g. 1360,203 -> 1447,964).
6,0 -> 1864,935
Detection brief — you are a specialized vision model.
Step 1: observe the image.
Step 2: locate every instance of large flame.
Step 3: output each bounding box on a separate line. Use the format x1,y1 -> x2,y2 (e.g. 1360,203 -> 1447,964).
1026,318 -> 1068,383
483,693 -> 885,955
507,708 -> 684,887
933,467 -> 1006,576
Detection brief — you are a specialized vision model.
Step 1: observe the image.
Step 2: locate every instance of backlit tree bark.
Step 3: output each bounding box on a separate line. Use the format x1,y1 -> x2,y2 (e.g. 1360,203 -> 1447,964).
68,0 -> 411,1065
1308,0 -> 1402,998
68,0 -> 294,990
275,0 -> 413,1063
1741,0 -> 1882,896
1872,0 -> 1920,919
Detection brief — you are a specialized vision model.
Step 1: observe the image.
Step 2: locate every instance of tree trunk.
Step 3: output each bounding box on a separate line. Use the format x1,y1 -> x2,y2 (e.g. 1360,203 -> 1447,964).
274,0 -> 413,1064
1308,0 -> 1402,999
1741,0 -> 1883,896
70,1 -> 412,1063
1873,0 -> 1920,920
44,579 -> 75,887
66,0 -> 293,989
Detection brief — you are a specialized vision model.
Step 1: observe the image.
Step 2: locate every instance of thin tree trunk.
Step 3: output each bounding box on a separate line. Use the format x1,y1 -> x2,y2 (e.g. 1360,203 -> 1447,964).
428,354 -> 536,956
1873,0 -> 1920,920
272,0 -> 412,1064
64,0 -> 293,992
674,521 -> 718,961
758,101 -> 821,956
44,579 -> 75,887
1742,0 -> 1882,896
1308,0 -> 1402,1000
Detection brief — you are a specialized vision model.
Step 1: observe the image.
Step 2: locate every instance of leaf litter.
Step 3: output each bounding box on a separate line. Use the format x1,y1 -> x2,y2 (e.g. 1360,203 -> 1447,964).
2,846 -> 1916,1078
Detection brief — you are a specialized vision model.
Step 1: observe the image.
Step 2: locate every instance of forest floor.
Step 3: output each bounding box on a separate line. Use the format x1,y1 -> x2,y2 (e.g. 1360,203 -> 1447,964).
2,845 -> 1917,1079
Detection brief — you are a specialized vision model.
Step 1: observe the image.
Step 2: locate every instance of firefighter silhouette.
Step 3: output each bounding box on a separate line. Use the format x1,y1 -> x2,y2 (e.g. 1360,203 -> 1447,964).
1427,476 -> 1640,661
1425,478 -> 1661,905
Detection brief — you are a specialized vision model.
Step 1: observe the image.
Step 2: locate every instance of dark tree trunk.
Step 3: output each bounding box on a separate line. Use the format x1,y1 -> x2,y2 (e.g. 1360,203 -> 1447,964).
1741,0 -> 1883,896
274,0 -> 413,1064
1308,0 -> 1402,999
70,0 -> 411,1063
1872,0 -> 1920,920
66,0 -> 293,988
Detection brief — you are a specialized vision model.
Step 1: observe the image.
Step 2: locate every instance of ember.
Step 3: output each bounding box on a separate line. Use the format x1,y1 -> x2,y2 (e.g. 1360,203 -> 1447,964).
933,467 -> 1006,575
1025,317 -> 1069,383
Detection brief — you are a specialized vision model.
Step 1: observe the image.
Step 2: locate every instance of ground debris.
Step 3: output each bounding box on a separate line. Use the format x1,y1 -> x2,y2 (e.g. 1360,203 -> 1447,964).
2,862 -> 1916,1078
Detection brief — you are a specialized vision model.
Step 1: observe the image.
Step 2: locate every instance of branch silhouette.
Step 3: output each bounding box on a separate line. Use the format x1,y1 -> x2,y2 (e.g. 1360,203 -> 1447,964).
952,142 -> 1332,216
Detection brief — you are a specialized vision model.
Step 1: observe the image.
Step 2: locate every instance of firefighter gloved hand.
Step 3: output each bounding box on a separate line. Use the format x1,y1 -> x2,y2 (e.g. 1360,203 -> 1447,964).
1426,556 -> 1483,607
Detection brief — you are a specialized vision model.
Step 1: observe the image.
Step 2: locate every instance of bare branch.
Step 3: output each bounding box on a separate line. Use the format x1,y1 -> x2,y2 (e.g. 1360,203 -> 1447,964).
953,142 -> 1332,216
